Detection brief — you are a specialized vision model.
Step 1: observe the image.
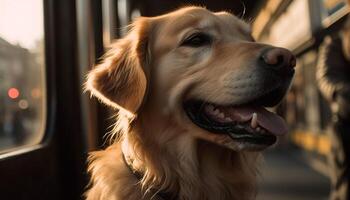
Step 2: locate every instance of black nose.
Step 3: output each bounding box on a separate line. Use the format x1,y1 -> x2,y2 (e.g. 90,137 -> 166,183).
260,47 -> 296,75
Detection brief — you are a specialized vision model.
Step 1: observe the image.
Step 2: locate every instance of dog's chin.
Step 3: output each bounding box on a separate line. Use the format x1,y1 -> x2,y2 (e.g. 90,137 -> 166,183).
222,137 -> 274,151
183,87 -> 290,152
195,132 -> 274,151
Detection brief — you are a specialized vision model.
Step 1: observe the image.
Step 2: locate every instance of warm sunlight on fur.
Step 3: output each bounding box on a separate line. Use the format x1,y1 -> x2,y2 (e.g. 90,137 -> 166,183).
85,6 -> 295,200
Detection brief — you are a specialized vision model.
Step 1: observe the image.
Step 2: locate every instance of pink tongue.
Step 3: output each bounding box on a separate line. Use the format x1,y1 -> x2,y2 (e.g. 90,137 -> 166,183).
225,106 -> 288,136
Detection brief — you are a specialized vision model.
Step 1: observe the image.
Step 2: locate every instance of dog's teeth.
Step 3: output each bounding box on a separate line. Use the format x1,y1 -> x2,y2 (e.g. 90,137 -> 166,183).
251,113 -> 258,128
212,109 -> 219,115
218,113 -> 225,119
207,104 -> 214,111
225,117 -> 233,122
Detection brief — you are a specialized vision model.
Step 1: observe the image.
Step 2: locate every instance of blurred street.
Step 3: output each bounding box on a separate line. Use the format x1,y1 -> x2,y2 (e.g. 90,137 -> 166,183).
257,147 -> 330,200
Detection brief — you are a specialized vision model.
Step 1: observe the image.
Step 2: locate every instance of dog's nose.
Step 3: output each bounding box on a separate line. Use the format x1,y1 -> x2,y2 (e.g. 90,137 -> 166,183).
260,48 -> 296,75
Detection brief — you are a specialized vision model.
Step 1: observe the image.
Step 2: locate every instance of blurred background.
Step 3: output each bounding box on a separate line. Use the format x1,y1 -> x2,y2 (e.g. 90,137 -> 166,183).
0,0 -> 348,199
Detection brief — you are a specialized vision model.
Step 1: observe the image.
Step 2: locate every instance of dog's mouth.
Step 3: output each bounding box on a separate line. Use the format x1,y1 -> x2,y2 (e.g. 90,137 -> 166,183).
184,88 -> 289,148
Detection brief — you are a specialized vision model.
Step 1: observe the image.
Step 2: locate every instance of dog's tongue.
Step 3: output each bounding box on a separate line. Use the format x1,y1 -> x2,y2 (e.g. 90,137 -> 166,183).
225,106 -> 288,136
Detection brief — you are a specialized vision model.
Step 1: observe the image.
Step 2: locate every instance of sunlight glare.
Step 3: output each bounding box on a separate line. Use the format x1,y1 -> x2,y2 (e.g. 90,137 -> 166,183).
0,0 -> 44,49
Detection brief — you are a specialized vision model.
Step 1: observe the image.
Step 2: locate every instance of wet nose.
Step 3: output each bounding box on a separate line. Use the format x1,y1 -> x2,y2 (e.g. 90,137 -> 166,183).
260,47 -> 296,75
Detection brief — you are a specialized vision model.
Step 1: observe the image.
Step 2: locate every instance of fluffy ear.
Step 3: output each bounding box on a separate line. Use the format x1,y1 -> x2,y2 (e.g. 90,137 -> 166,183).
86,18 -> 151,114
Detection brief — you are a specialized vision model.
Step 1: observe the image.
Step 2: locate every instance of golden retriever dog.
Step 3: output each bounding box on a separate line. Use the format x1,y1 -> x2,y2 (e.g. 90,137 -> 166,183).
85,6 -> 296,200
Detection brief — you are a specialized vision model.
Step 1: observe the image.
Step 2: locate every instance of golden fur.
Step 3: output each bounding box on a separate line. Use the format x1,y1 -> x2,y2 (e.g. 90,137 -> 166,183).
85,7 -> 285,200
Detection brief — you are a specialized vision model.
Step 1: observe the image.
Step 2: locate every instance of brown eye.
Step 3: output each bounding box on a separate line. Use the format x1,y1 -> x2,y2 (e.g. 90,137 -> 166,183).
181,33 -> 212,47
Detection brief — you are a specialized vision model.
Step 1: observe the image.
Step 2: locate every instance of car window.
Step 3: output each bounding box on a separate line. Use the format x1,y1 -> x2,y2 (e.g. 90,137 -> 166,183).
0,0 -> 46,152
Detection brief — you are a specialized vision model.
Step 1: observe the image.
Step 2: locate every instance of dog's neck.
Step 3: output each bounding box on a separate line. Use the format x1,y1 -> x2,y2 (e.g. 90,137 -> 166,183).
121,111 -> 258,200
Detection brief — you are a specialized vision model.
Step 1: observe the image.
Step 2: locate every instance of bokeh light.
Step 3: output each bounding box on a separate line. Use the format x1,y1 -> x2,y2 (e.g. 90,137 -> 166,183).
8,88 -> 19,99
18,99 -> 29,109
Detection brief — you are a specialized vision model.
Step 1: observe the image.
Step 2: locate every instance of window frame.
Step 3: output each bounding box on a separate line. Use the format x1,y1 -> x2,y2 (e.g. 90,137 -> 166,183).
0,0 -> 53,159
0,0 -> 89,199
0,0 -> 48,154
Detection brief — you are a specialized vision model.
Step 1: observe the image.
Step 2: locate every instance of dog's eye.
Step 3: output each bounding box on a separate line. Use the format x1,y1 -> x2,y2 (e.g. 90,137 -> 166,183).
181,33 -> 212,47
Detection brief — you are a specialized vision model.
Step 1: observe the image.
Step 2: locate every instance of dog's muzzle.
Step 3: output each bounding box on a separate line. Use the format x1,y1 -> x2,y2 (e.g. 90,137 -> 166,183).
184,47 -> 296,149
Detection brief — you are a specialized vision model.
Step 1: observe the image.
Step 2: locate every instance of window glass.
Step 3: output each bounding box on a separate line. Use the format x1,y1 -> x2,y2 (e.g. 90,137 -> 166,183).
0,0 -> 46,152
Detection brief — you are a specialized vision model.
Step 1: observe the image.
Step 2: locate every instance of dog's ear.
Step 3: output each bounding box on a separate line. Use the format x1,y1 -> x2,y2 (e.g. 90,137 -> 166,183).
86,18 -> 152,114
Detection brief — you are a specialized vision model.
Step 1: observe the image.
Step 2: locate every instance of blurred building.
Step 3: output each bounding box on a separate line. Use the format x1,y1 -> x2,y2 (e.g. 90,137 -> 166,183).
0,37 -> 44,149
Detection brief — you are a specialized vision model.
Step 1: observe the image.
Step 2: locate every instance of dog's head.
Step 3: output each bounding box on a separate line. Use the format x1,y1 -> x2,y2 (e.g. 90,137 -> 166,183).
86,7 -> 295,151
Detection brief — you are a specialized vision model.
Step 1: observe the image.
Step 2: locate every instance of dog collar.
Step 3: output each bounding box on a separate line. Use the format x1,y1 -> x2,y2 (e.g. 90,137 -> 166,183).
122,152 -> 179,200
